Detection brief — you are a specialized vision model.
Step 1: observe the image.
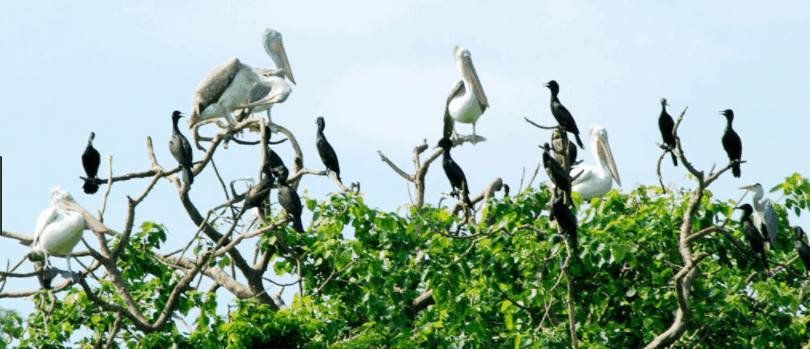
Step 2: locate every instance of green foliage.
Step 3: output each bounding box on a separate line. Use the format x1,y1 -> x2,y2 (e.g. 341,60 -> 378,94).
11,174 -> 810,348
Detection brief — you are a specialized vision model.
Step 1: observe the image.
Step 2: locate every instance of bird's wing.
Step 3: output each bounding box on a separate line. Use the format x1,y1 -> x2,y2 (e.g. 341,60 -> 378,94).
763,200 -> 778,245
33,207 -> 59,246
570,164 -> 596,186
190,58 -> 242,124
443,80 -> 464,139
60,199 -> 106,233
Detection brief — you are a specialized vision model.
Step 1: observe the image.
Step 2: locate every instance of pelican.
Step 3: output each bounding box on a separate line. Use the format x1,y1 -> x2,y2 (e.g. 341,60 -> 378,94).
446,45 -> 488,144
740,183 -> 778,250
236,29 -> 296,124
570,125 -> 621,200
30,188 -> 87,284
188,57 -> 264,127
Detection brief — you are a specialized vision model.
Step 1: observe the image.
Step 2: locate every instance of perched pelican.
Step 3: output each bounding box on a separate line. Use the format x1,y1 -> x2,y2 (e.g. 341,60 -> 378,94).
436,137 -> 472,206
80,132 -> 101,194
316,116 -> 341,182
169,111 -> 194,186
541,143 -> 571,205
570,125 -> 621,200
658,98 -> 677,167
275,167 -> 305,233
446,45 -> 488,144
188,57 -> 265,127
740,183 -> 778,250
794,227 -> 810,273
721,109 -> 742,178
30,188 -> 87,285
545,80 -> 584,149
237,29 -> 296,123
736,204 -> 768,271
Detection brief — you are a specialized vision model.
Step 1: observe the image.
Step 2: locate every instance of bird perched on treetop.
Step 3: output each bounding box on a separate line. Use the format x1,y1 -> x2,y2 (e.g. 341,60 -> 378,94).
446,45 -> 488,145
658,98 -> 677,167
721,109 -> 742,178
542,142 -> 572,206
545,80 -> 583,149
80,132 -> 101,194
169,111 -> 194,186
316,116 -> 341,183
436,137 -> 472,207
737,204 -> 768,271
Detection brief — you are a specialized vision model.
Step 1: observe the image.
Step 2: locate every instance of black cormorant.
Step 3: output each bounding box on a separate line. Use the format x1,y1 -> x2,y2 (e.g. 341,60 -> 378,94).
275,167 -> 305,233
241,174 -> 274,218
794,227 -> 810,273
549,194 -> 578,255
545,80 -> 584,149
316,116 -> 341,182
261,126 -> 288,180
436,137 -> 472,207
737,204 -> 767,270
721,109 -> 742,178
658,98 -> 677,167
80,132 -> 101,194
542,143 -> 572,205
169,111 -> 194,186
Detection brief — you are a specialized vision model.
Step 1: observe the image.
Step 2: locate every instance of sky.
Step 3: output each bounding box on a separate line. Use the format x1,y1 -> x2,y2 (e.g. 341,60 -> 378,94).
2,0 -> 810,336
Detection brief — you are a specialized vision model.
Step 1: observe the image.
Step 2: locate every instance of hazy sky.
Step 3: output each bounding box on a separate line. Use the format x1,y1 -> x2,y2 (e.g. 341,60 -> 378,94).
2,0 -> 809,329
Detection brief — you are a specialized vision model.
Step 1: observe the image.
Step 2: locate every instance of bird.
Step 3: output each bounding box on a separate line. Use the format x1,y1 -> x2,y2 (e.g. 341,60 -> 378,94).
545,80 -> 584,149
80,132 -> 101,194
570,125 -> 621,200
274,167 -> 305,233
315,116 -> 341,182
658,98 -> 677,167
261,126 -> 289,180
549,194 -> 578,256
236,29 -> 296,124
551,129 -> 580,172
169,111 -> 194,186
541,143 -> 572,205
793,227 -> 810,273
445,45 -> 489,144
241,174 -> 274,218
721,109 -> 742,178
740,183 -> 778,250
30,188 -> 87,287
188,57 -> 264,127
737,204 -> 768,271
435,137 -> 472,207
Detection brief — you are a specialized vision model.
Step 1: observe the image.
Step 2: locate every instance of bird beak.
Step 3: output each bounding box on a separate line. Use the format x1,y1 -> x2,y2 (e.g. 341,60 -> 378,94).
739,185 -> 754,191
595,132 -> 621,186
665,101 -> 670,107
266,36 -> 295,85
460,54 -> 488,109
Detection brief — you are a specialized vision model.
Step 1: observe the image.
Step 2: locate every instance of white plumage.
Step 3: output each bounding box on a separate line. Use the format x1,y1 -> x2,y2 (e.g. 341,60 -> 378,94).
571,125 -> 621,200
741,183 -> 778,249
446,45 -> 488,143
31,187 -> 87,276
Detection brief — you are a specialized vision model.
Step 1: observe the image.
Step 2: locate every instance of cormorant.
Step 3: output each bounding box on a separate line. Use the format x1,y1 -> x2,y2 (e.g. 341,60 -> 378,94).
30,188 -> 87,286
542,143 -> 572,205
169,111 -> 194,186
740,183 -> 778,250
658,98 -> 677,166
261,126 -> 288,180
316,116 -> 341,182
549,194 -> 578,255
721,109 -> 742,178
80,132 -> 101,194
737,204 -> 767,270
275,167 -> 305,233
545,80 -> 584,149
242,174 -> 274,215
552,129 -> 579,172
436,137 -> 472,207
794,227 -> 810,273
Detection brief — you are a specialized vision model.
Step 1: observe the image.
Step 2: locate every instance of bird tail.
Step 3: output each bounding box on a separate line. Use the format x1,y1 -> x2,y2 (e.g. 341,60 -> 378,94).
670,151 -> 678,167
34,261 -> 53,290
292,217 -> 305,233
82,178 -> 99,194
732,162 -> 741,178
183,166 -> 194,185
574,133 -> 584,149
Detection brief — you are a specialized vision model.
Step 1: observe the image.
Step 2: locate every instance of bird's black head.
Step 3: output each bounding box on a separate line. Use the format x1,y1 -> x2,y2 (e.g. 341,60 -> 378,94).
541,142 -> 551,152
660,98 -> 669,107
503,184 -> 510,197
735,203 -> 754,216
720,109 -> 734,121
544,80 -> 560,94
88,132 -> 95,141
172,110 -> 184,121
435,137 -> 453,150
316,116 -> 325,131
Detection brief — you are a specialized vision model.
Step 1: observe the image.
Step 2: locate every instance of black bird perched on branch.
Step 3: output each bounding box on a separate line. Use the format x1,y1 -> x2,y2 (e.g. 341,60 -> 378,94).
261,126 -> 289,180
316,116 -> 341,182
794,227 -> 810,273
721,109 -> 742,178
169,111 -> 194,186
80,132 -> 101,194
551,130 -> 580,172
549,194 -> 578,256
275,167 -> 305,233
545,80 -> 583,149
658,98 -> 678,167
436,137 -> 472,207
737,204 -> 767,271
542,143 -> 572,206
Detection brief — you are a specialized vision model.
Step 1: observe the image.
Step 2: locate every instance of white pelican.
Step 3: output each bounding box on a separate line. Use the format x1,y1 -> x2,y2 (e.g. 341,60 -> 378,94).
188,57 -> 264,127
30,187 -> 87,281
446,45 -> 488,144
740,183 -> 778,249
237,29 -> 296,124
570,125 -> 621,200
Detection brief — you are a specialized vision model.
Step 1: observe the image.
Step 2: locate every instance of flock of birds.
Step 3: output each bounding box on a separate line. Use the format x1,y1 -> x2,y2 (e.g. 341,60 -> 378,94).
22,28 -> 810,290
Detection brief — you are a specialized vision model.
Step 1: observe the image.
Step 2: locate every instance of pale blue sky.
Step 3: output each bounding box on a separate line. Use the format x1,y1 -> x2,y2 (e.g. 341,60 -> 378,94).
2,0 -> 809,330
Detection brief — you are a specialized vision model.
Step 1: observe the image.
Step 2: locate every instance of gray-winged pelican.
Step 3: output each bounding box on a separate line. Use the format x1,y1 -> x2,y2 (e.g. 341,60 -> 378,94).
30,188 -> 87,283
740,183 -> 778,250
188,57 -> 266,127
446,45 -> 488,144
237,29 -> 296,124
570,125 -> 621,200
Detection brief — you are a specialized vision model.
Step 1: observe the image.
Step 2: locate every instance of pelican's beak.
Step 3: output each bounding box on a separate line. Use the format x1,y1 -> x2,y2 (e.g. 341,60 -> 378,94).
60,198 -> 107,233
275,40 -> 295,84
595,131 -> 621,186
460,52 -> 488,109
739,185 -> 754,191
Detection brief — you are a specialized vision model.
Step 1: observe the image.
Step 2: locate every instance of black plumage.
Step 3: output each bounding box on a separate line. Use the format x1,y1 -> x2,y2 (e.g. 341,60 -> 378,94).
35,262 -> 56,290
721,109 -> 742,178
794,227 -> 810,273
658,98 -> 678,167
81,132 -> 101,194
261,126 -> 288,180
243,174 -> 274,213
545,80 -> 584,149
542,143 -> 572,205
436,137 -> 471,207
316,116 -> 341,182
549,194 -> 578,255
169,111 -> 194,186
737,204 -> 767,270
275,167 -> 305,233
